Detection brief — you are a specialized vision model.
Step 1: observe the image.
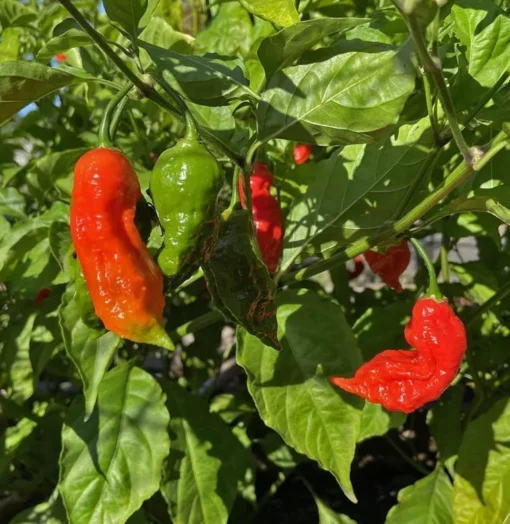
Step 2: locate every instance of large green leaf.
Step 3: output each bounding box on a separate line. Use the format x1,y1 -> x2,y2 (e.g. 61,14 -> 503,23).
257,34 -> 415,145
0,61 -> 85,126
453,398 -> 510,524
59,363 -> 170,524
59,283 -> 121,419
282,117 -> 433,268
449,0 -> 510,88
0,27 -> 21,64
258,18 -> 367,80
141,42 -> 251,105
160,382 -> 253,524
358,402 -> 405,442
237,288 -> 364,502
385,466 -> 453,524
238,0 -> 299,27
315,495 -> 358,524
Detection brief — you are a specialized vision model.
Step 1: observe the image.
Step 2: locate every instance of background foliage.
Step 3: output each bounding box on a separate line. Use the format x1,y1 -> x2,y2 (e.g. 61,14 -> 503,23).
1,0 -> 510,523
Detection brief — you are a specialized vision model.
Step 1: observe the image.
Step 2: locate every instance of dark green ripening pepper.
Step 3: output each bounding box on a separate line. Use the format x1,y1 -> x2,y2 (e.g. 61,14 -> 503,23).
74,263 -> 103,330
150,117 -> 224,287
202,203 -> 280,350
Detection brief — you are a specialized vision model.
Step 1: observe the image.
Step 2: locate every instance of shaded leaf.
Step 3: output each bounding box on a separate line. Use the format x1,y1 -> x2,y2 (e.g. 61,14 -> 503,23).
258,35 -> 415,145
59,363 -> 170,524
258,17 -> 367,80
37,29 -> 92,60
386,466 -> 453,524
0,61 -> 86,126
161,381 -> 253,524
0,187 -> 25,218
59,283 -> 121,419
453,398 -> 510,524
237,288 -> 364,502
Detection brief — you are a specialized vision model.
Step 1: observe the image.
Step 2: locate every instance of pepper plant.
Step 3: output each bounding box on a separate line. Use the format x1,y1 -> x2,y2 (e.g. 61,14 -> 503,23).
1,0 -> 510,523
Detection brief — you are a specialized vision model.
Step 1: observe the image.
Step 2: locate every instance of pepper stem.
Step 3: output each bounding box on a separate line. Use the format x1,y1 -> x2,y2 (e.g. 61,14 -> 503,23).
229,166 -> 241,211
98,83 -> 132,148
410,238 -> 442,299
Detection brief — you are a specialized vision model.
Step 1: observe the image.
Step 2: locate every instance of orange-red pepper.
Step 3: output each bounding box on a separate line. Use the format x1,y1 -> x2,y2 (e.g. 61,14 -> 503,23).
70,148 -> 173,349
364,240 -> 410,292
330,297 -> 466,413
238,162 -> 283,273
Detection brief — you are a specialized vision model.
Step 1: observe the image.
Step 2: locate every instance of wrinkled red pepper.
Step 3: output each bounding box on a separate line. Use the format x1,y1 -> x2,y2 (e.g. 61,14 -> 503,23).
330,297 -> 467,413
34,288 -> 51,305
293,144 -> 312,165
238,162 -> 283,273
364,240 -> 410,292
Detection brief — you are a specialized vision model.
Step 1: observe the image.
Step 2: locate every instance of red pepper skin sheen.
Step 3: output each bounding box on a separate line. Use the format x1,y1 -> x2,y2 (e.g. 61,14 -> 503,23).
330,298 -> 467,413
70,148 -> 172,349
238,162 -> 283,273
364,240 -> 411,292
293,144 -> 312,165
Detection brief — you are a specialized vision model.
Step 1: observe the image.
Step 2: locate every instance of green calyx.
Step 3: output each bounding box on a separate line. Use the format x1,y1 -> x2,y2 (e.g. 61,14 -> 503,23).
410,237 -> 443,300
150,128 -> 224,288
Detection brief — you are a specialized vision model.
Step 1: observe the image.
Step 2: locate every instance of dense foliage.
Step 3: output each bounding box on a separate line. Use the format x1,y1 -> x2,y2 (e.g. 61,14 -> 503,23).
1,0 -> 510,522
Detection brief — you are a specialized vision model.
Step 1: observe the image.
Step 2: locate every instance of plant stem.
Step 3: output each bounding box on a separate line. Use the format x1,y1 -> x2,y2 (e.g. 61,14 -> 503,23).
423,73 -> 440,143
98,83 -> 132,147
466,280 -> 510,328
410,238 -> 442,298
169,310 -> 222,342
229,165 -> 241,210
242,140 -> 262,221
109,94 -> 129,141
384,434 -> 429,476
58,0 -> 181,120
463,72 -> 509,127
440,228 -> 450,284
404,11 -> 472,163
280,131 -> 508,285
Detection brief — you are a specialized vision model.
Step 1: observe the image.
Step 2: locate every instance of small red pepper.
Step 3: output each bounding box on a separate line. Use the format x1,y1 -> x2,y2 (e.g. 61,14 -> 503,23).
364,240 -> 410,292
238,162 -> 283,273
293,144 -> 312,165
347,255 -> 364,280
330,297 -> 466,413
56,53 -> 66,63
34,288 -> 51,305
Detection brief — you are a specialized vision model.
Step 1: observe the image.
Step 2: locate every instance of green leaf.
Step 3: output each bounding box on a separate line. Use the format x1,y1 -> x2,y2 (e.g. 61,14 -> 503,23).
59,283 -> 121,419
257,35 -> 415,145
0,187 -> 25,218
0,0 -> 36,28
358,402 -> 405,442
138,16 -> 193,56
449,0 -> 510,88
10,489 -> 67,524
103,0 -> 151,38
386,466 -> 453,524
49,220 -> 74,281
141,42 -> 251,105
448,187 -> 510,226
315,494 -> 358,524
453,398 -> 510,524
237,288 -> 364,502
0,416 -> 38,478
1,312 -> 37,403
59,363 -> 170,524
0,27 -> 21,64
258,17 -> 367,80
238,0 -> 299,27
160,382 -> 253,524
0,61 -> 86,126
282,117 -> 433,267
37,29 -> 92,60
427,384 -> 464,469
